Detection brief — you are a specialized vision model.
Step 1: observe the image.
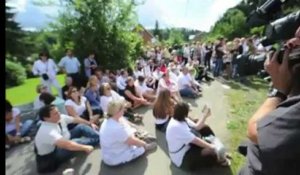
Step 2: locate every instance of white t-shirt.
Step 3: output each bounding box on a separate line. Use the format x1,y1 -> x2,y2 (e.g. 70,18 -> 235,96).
178,73 -> 192,90
100,90 -> 125,113
134,80 -> 151,94
116,76 -> 127,90
34,96 -> 45,110
32,59 -> 59,80
34,114 -> 74,155
5,108 -> 21,134
100,117 -> 142,166
65,96 -> 87,116
169,71 -> 179,84
166,118 -> 196,167
134,70 -> 144,79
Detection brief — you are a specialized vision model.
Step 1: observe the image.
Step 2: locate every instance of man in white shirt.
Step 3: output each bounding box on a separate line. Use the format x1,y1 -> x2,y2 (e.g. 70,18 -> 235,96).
34,105 -> 99,173
178,67 -> 200,98
32,52 -> 62,97
116,70 -> 128,96
58,49 -> 81,89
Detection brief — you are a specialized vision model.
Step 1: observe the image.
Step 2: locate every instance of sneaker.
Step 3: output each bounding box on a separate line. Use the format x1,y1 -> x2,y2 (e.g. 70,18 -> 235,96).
144,142 -> 157,151
5,144 -> 10,150
62,168 -> 75,175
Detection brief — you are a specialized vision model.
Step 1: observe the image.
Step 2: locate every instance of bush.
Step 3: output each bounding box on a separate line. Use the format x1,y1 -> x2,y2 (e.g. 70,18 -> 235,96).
6,60 -> 27,87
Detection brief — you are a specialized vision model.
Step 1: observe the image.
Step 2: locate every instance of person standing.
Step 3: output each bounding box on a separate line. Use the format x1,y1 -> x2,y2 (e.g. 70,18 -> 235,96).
84,52 -> 98,78
213,39 -> 225,77
32,52 -> 62,97
58,49 -> 81,89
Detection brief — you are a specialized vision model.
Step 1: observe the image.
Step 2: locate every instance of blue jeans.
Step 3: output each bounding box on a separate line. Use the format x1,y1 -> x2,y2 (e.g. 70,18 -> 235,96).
8,120 -> 34,137
55,124 -> 99,162
180,88 -> 197,98
213,59 -> 223,77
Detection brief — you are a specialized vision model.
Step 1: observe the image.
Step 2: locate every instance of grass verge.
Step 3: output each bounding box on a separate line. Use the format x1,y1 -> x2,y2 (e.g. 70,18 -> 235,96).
6,75 -> 65,105
226,76 -> 269,174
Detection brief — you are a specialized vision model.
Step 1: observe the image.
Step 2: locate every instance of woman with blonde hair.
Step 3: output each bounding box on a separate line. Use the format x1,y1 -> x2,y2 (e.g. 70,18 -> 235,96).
84,75 -> 102,113
153,89 -> 176,132
99,99 -> 157,166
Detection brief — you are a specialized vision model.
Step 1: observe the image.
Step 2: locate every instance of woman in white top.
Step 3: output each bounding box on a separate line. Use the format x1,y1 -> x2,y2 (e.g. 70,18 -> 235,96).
32,52 -> 62,97
166,102 -> 230,171
99,99 -> 157,166
6,100 -> 33,149
65,86 -> 100,128
99,83 -> 143,123
158,71 -> 182,102
134,76 -> 156,102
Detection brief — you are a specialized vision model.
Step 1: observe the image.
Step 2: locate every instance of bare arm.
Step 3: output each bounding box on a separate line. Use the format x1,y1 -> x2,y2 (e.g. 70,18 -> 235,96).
85,101 -> 93,120
125,135 -> 146,147
247,97 -> 282,144
66,105 -> 81,118
55,139 -> 92,152
191,137 -> 214,149
124,90 -> 140,101
14,115 -> 21,135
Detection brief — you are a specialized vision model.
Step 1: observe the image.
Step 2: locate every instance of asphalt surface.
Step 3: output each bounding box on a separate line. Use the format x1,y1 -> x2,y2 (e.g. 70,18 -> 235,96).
5,80 -> 233,175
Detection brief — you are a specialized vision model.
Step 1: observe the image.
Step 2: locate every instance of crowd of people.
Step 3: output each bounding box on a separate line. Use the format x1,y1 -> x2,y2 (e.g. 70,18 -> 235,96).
7,29 -> 300,174
5,43 -> 234,173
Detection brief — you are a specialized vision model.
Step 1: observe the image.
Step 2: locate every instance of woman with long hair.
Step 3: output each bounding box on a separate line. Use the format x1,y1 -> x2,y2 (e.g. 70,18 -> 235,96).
157,71 -> 182,102
152,89 -> 175,132
65,86 -> 100,128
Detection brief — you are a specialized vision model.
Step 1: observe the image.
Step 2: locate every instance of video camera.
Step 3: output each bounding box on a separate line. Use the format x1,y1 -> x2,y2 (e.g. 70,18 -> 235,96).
247,0 -> 300,47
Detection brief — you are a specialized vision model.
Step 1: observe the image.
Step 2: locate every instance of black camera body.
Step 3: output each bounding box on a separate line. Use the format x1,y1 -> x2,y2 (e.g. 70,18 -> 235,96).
247,0 -> 300,46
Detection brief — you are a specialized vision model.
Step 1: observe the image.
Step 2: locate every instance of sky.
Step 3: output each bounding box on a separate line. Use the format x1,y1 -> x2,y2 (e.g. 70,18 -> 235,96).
6,0 -> 242,32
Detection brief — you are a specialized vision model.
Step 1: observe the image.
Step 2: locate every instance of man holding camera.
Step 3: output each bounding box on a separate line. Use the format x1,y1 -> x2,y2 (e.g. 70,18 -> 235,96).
32,52 -> 62,98
239,28 -> 300,175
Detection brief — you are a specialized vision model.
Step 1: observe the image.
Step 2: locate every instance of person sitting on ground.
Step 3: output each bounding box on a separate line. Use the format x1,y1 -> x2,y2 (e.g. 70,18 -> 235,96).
39,92 -> 67,115
166,102 -> 230,171
6,100 -> 34,149
99,99 -> 157,166
65,86 -> 100,129
153,89 -> 176,132
84,75 -> 103,115
158,71 -> 182,102
135,76 -> 156,102
116,70 -> 128,96
94,67 -> 110,87
34,105 -> 99,173
34,84 -> 49,110
61,76 -> 73,100
178,67 -> 201,98
100,83 -> 143,123
124,76 -> 152,109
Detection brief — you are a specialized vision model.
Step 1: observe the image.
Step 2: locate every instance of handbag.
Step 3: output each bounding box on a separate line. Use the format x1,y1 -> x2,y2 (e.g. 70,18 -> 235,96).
34,144 -> 58,173
41,61 -> 49,81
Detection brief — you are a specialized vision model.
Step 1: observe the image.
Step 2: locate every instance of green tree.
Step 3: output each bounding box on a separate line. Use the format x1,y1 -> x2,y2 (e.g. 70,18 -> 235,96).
5,5 -> 26,57
167,29 -> 184,46
51,0 -> 143,70
153,20 -> 162,41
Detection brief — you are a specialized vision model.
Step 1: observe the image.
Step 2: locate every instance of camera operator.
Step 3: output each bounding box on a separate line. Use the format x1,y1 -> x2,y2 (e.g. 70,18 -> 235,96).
239,27 -> 300,175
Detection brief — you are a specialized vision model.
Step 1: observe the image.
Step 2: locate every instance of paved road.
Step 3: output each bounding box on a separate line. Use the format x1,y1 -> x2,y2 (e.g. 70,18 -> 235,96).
5,80 -> 233,175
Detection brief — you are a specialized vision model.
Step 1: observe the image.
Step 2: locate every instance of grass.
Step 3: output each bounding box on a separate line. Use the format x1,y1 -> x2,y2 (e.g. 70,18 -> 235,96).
226,76 -> 269,174
6,75 -> 65,106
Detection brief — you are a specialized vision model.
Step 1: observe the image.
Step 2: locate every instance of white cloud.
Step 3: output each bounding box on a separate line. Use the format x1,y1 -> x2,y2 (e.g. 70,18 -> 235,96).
6,0 -> 28,12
